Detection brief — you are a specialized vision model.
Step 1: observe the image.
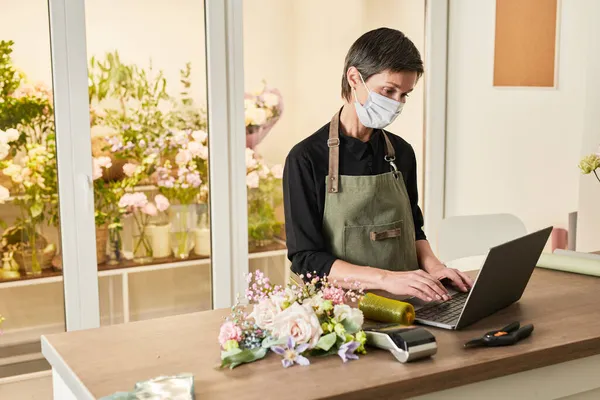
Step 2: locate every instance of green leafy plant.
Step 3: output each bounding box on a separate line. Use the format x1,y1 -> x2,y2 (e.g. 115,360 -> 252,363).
89,51 -> 171,170
0,40 -> 53,134
245,149 -> 283,245
166,62 -> 208,132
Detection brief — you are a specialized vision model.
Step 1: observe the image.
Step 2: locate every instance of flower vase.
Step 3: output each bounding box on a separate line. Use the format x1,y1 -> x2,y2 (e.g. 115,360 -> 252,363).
96,224 -> 108,265
145,221 -> 172,259
169,204 -> 197,259
132,210 -> 153,264
8,223 -> 46,276
106,227 -> 123,265
193,205 -> 210,256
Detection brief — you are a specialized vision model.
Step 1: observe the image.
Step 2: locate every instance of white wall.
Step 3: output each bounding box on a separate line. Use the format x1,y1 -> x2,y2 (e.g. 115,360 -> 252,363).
445,0 -> 589,235
575,1 -> 600,252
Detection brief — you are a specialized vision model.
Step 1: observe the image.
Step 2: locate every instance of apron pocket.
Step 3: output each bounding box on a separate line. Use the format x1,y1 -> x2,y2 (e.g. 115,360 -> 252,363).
343,220 -> 405,271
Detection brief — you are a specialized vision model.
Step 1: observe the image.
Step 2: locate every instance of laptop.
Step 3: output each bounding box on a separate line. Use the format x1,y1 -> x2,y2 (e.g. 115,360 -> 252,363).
411,227 -> 552,330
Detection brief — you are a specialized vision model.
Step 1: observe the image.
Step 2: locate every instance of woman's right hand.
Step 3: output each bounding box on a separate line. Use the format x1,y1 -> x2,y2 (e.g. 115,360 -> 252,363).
380,269 -> 450,302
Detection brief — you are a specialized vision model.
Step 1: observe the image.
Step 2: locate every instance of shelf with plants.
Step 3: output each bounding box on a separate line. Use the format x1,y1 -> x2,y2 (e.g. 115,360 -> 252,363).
0,239 -> 287,288
0,42 -> 287,285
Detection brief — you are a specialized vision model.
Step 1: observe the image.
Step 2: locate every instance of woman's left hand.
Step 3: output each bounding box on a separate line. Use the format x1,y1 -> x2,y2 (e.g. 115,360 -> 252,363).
427,265 -> 474,292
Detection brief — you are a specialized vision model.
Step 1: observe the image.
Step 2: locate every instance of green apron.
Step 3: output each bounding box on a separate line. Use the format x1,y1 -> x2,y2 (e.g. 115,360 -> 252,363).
322,111 -> 419,271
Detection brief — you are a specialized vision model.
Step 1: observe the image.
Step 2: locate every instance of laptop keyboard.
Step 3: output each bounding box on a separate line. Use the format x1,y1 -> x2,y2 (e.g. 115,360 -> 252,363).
416,291 -> 469,325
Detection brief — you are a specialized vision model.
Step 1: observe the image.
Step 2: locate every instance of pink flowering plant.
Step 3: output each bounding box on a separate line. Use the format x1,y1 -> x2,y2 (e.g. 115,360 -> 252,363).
219,271 -> 366,369
153,129 -> 208,205
246,149 -> 284,246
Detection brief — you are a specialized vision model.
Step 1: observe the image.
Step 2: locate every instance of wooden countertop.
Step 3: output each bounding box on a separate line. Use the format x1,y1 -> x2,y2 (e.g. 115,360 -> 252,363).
42,268 -> 600,399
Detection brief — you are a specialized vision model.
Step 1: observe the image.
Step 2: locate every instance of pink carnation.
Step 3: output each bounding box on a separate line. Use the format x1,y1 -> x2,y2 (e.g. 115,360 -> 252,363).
141,202 -> 158,216
322,286 -> 345,305
154,194 -> 170,212
218,321 -> 242,347
118,192 -> 148,209
92,156 -> 112,180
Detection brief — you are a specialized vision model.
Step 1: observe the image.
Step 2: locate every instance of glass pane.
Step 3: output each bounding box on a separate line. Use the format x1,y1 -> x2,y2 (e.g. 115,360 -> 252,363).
0,4 -> 65,378
243,1 -> 426,285
85,0 -> 211,324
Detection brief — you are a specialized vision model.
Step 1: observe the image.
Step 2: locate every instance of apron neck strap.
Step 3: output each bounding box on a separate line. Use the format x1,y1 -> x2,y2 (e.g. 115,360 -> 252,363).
327,112 -> 341,193
327,110 -> 397,194
382,131 -> 395,159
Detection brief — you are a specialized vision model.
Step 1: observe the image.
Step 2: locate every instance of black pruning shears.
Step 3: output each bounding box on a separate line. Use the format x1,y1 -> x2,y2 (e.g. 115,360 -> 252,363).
464,322 -> 534,349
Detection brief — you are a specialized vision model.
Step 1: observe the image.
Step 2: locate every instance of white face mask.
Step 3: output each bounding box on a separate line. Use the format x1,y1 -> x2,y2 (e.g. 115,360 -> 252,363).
353,73 -> 403,129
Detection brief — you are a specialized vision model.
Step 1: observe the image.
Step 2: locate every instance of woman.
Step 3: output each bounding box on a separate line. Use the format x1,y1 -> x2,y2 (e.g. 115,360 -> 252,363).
283,28 -> 473,302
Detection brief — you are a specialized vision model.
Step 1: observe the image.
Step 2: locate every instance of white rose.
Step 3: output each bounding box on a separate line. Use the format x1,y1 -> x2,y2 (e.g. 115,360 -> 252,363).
192,130 -> 208,144
0,185 -> 9,203
246,171 -> 260,189
0,142 -> 10,161
262,92 -> 279,108
245,148 -> 258,169
198,145 -> 209,160
4,128 -> 20,143
187,141 -> 202,157
3,163 -> 22,178
245,104 -> 268,126
271,164 -> 284,179
333,304 -> 364,330
249,297 -> 281,331
271,302 -> 322,349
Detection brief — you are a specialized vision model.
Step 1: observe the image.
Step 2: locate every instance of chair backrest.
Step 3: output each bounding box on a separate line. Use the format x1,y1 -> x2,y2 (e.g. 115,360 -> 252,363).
437,214 -> 527,262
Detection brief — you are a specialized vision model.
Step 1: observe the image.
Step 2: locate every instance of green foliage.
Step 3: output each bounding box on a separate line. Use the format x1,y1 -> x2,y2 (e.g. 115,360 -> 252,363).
89,51 -> 171,165
166,62 -> 207,131
220,347 -> 268,369
247,176 -> 283,243
0,40 -> 54,138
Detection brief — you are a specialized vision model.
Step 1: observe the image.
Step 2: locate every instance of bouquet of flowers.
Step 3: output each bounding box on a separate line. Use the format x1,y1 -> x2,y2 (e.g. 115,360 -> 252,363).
245,83 -> 283,149
579,145 -> 600,184
246,149 -> 284,246
218,271 -> 366,369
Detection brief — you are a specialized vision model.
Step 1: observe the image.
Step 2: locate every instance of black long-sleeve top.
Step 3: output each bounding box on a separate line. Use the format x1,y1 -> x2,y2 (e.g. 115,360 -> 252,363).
283,120 -> 426,277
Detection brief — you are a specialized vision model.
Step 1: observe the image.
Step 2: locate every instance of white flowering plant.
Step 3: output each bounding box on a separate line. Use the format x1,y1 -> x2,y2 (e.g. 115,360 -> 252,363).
246,148 -> 284,246
579,145 -> 600,184
0,127 -> 58,274
219,271 -> 366,369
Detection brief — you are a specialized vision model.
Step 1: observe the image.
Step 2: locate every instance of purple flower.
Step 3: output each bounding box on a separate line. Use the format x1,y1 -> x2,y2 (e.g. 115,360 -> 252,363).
271,336 -> 310,368
338,341 -> 360,363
